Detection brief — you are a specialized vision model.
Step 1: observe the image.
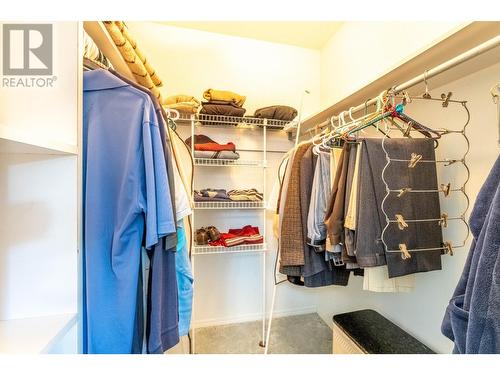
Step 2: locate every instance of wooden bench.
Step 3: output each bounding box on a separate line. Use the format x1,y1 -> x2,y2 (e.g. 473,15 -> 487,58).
332,309 -> 435,354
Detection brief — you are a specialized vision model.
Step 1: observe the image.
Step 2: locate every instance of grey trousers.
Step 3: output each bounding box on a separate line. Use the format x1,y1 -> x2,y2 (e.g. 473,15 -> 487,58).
355,138 -> 443,278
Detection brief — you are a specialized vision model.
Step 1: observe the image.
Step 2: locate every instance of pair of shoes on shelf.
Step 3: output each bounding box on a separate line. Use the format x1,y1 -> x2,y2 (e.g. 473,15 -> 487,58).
209,225 -> 263,247
195,226 -> 221,245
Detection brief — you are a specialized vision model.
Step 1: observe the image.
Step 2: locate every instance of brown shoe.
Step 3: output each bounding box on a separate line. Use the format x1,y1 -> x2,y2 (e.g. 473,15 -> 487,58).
195,228 -> 209,245
206,226 -> 221,242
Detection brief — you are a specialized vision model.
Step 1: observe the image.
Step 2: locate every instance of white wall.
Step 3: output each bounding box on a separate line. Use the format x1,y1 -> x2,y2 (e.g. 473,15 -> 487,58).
316,61 -> 500,353
127,22 -> 323,326
0,154 -> 78,320
127,22 -> 321,118
319,22 -> 464,109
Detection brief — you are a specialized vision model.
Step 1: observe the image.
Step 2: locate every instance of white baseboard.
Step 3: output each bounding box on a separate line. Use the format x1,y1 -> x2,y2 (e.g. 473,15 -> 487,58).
193,305 -> 317,329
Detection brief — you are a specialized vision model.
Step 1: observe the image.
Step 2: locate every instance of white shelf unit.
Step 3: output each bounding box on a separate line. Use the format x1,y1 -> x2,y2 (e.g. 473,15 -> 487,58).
189,114 -> 269,352
194,158 -> 266,167
177,113 -> 297,130
0,124 -> 78,155
193,243 -> 267,255
194,201 -> 266,209
0,22 -> 80,353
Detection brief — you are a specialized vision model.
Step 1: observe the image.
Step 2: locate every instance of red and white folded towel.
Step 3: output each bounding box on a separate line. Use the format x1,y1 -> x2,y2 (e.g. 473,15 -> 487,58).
209,225 -> 263,247
185,134 -> 236,152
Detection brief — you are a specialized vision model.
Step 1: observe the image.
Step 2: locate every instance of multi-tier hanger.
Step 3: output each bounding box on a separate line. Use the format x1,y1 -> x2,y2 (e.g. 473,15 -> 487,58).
379,89 -> 471,259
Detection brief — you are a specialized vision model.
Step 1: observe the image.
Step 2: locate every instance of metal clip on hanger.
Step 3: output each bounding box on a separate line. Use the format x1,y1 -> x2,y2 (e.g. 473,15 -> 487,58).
439,213 -> 449,228
391,183 -> 457,197
399,244 -> 411,260
441,92 -> 452,107
408,153 -> 423,168
443,241 -> 454,256
395,214 -> 409,230
491,82 -> 500,146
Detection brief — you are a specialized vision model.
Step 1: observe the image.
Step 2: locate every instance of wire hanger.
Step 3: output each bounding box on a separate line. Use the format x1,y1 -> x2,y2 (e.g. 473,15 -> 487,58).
422,70 -> 432,99
83,56 -> 108,71
164,107 -> 180,121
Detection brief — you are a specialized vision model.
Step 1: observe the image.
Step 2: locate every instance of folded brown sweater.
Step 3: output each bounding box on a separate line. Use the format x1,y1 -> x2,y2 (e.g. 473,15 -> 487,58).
200,102 -> 246,117
254,105 -> 297,121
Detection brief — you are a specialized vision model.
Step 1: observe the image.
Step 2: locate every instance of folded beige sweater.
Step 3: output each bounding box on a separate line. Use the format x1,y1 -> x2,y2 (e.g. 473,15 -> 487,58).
203,89 -> 246,107
163,95 -> 200,113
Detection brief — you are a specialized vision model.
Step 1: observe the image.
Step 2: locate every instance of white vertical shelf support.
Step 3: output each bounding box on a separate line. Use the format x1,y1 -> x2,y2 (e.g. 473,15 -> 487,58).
260,119 -> 268,348
189,113 -> 196,354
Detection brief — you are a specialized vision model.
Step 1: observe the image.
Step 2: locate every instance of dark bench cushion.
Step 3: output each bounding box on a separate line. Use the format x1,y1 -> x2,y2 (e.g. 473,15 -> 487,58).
333,309 -> 435,354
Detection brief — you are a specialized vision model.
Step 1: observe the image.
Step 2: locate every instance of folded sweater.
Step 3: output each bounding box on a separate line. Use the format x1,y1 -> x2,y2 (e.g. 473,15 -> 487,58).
193,150 -> 240,160
209,226 -> 263,247
203,89 -> 246,107
254,105 -> 297,121
163,94 -> 200,114
228,189 -> 263,201
185,134 -> 237,152
163,94 -> 200,105
185,135 -> 240,160
194,189 -> 230,201
195,141 -> 236,152
200,102 -> 246,117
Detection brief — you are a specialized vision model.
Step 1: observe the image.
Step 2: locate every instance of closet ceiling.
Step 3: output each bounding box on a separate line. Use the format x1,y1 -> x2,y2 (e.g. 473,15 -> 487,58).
157,21 -> 342,49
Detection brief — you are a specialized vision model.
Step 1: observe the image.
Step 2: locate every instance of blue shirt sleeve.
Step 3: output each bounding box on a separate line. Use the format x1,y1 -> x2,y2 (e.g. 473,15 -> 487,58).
141,104 -> 176,249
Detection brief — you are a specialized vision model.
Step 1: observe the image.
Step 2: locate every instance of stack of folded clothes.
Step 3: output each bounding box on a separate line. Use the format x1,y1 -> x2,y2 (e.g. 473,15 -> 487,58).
163,94 -> 200,114
195,225 -> 263,247
194,188 -> 263,202
185,134 -> 240,160
253,105 -> 298,122
194,189 -> 230,202
200,89 -> 247,123
227,189 -> 263,201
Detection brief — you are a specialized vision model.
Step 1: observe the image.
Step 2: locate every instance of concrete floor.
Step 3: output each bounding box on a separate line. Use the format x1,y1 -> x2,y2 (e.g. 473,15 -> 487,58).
194,313 -> 332,354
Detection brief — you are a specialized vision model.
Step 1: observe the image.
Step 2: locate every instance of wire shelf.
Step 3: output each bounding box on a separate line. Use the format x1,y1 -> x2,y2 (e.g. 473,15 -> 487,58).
194,158 -> 266,167
193,243 -> 267,255
194,201 -> 266,209
176,113 -> 297,130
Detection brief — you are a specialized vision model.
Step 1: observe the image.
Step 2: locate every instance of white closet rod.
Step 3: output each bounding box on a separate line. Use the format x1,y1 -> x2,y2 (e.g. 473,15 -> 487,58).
305,34 -> 500,133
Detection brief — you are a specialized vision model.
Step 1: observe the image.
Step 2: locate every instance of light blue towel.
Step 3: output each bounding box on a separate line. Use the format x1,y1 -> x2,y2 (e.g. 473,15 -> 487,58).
441,156 -> 500,353
175,220 -> 194,337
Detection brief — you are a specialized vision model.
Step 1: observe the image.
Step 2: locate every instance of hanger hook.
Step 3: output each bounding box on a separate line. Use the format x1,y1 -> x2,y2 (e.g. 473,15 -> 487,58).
423,70 -> 432,99
376,90 -> 386,112
165,108 -> 180,121
340,111 -> 347,126
348,106 -> 356,121
388,86 -> 397,106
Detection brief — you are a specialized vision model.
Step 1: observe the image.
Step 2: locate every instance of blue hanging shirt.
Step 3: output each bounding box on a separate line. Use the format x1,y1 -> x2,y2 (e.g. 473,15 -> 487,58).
83,69 -> 176,354
175,220 -> 193,337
